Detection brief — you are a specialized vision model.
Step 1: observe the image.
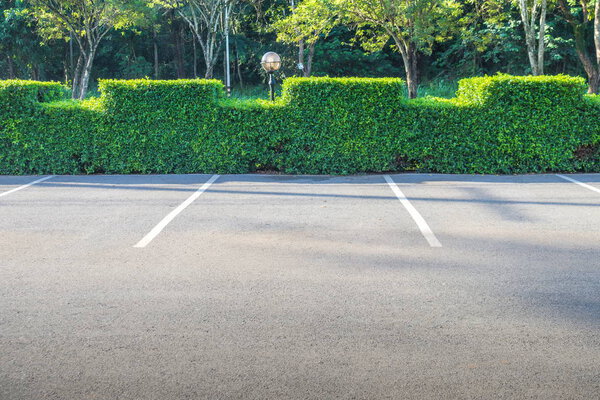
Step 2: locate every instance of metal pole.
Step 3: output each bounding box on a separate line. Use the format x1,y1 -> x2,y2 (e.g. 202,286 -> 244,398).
224,5 -> 231,96
268,73 -> 275,101
69,31 -> 74,80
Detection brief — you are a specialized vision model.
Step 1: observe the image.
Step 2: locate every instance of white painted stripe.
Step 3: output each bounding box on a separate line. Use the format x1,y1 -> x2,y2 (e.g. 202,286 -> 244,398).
134,175 -> 220,248
0,175 -> 56,198
384,175 -> 442,248
556,174 -> 600,195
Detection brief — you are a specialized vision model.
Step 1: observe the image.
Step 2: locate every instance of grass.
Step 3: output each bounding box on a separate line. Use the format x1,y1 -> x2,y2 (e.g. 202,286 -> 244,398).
81,78 -> 460,101
227,79 -> 459,101
416,79 -> 458,98
228,85 -> 282,101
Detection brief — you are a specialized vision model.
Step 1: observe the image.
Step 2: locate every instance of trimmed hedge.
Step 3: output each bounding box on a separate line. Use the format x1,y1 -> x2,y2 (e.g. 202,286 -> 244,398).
0,75 -> 598,175
0,80 -> 68,117
456,74 -> 586,107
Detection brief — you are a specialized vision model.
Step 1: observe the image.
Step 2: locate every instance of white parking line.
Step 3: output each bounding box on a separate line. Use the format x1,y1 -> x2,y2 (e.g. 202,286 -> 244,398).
134,174 -> 220,248
556,174 -> 600,195
384,175 -> 442,248
0,175 -> 56,198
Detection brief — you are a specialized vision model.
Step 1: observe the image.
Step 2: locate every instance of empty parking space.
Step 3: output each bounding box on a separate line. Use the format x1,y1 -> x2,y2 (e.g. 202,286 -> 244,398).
557,173 -> 600,194
384,174 -> 600,249
0,175 -> 55,198
0,174 -> 218,254
1,173 -> 599,399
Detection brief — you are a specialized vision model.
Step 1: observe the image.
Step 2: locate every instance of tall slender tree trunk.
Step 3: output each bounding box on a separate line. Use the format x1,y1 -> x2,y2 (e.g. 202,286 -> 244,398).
153,30 -> 159,79
519,0 -> 546,75
537,0 -> 547,75
204,36 -> 213,79
69,31 -> 74,78
193,34 -> 198,78
305,42 -> 315,77
235,40 -> 244,89
172,23 -> 185,78
7,56 -> 15,79
78,50 -> 96,100
299,39 -> 305,75
72,53 -> 84,99
205,60 -> 214,78
201,31 -> 221,79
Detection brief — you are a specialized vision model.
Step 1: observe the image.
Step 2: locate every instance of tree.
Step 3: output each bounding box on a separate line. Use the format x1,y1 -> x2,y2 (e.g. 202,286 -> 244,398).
273,0 -> 338,76
557,0 -> 600,93
333,0 -> 461,98
153,0 -> 239,79
0,0 -> 58,80
30,0 -> 144,99
517,0 -> 548,75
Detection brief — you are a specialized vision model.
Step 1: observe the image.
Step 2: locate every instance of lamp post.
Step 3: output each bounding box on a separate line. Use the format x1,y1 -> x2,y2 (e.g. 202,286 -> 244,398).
261,52 -> 281,101
224,5 -> 231,96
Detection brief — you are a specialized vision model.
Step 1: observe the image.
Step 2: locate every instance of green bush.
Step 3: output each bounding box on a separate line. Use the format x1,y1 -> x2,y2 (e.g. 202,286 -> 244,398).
0,75 -> 598,175
0,80 -> 68,117
456,74 -> 587,107
99,79 -> 222,115
94,79 -> 224,173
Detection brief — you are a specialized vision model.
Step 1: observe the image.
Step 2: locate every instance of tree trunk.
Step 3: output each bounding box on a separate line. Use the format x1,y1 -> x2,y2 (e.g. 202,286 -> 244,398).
406,48 -> 418,99
235,40 -> 244,89
69,31 -> 74,78
559,0 -> 600,93
595,0 -> 600,74
7,56 -> 15,79
202,31 -> 221,79
172,24 -> 185,79
205,61 -> 214,79
72,53 -> 84,99
537,0 -> 547,75
589,72 -> 600,94
519,0 -> 542,75
574,23 -> 599,93
393,36 -> 419,99
193,35 -> 198,78
299,39 -> 305,76
524,28 -> 539,74
154,30 -> 159,79
305,42 -> 315,77
78,50 -> 96,100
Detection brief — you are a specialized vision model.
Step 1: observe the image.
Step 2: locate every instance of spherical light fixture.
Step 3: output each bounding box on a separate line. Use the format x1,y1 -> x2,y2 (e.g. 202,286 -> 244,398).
261,52 -> 281,101
261,52 -> 281,73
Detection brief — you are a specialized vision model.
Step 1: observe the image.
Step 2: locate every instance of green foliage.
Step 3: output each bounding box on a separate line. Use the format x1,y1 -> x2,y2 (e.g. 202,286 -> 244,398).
99,78 -> 222,114
0,80 -> 67,115
456,73 -> 587,106
273,0 -> 338,45
0,76 -> 598,175
96,78 -> 225,173
281,77 -> 405,107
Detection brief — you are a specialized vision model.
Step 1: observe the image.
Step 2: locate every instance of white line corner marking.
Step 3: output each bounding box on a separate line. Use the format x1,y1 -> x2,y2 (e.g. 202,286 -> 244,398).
556,174 -> 600,195
0,175 -> 56,198
134,174 -> 220,248
384,175 -> 442,248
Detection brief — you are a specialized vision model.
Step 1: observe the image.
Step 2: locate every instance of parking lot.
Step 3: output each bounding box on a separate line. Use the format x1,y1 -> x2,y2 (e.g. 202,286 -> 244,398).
1,173 -> 599,399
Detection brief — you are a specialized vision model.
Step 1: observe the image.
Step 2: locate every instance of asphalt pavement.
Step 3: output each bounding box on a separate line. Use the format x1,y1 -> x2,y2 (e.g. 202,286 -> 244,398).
0,173 -> 599,399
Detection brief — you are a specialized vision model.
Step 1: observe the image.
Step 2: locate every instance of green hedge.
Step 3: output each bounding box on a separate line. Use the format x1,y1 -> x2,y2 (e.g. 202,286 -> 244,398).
0,75 -> 598,175
0,80 -> 68,117
456,74 -> 586,107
